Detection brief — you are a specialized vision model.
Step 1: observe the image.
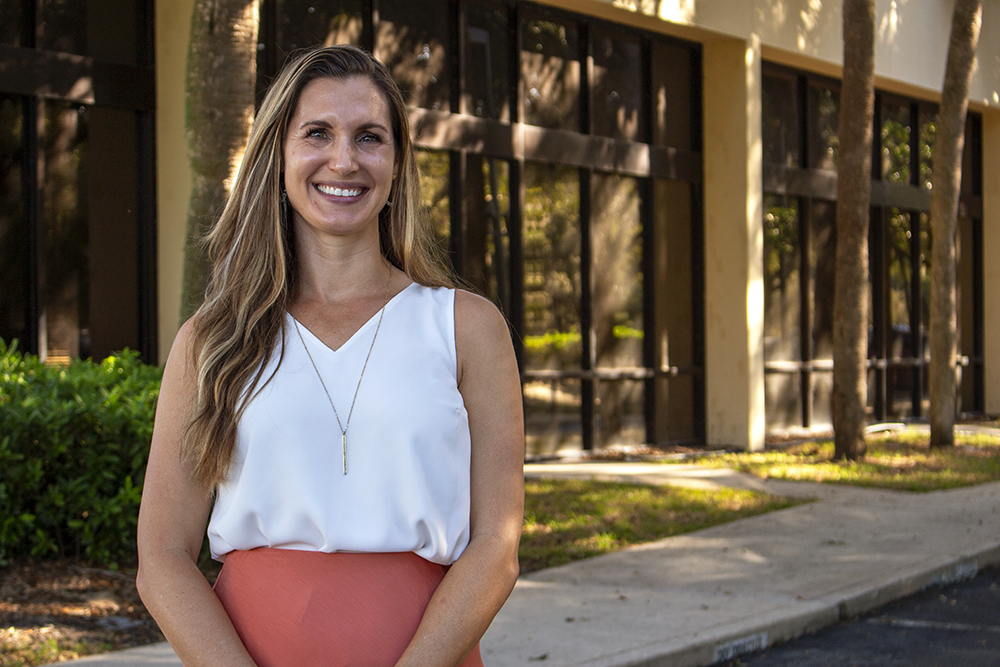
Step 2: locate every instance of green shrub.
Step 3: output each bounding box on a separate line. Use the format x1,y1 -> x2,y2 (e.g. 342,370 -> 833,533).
0,339 -> 162,567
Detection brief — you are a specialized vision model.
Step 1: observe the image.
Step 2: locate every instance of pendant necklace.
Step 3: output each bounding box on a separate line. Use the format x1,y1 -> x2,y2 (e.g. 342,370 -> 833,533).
292,267 -> 393,474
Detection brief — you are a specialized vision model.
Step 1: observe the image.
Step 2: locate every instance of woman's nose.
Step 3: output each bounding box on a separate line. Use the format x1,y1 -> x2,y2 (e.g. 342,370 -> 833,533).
328,139 -> 358,173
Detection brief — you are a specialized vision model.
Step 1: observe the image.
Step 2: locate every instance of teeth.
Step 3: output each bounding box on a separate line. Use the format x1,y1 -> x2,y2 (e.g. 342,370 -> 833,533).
317,185 -> 363,197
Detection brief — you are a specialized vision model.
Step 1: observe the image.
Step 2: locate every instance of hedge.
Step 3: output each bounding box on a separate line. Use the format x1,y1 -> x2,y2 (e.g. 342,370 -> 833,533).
0,340 -> 162,567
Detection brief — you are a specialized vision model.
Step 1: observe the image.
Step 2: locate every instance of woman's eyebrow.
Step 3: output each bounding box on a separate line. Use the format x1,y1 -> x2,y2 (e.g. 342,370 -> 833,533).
297,119 -> 390,134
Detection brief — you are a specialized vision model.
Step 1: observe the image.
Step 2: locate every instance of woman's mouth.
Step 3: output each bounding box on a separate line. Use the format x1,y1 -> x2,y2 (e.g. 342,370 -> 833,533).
316,184 -> 364,197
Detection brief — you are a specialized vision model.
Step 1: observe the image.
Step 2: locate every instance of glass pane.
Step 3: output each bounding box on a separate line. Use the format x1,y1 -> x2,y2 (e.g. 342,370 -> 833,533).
808,82 -> 839,170
651,40 -> 692,150
278,0 -> 364,50
881,100 -> 911,184
464,1 -> 509,121
809,199 -> 835,427
0,95 -> 26,346
591,30 -> 644,141
918,109 -> 937,190
520,16 -> 579,130
87,106 -> 139,359
762,72 -> 800,167
415,149 -> 450,260
763,195 -> 801,362
766,372 -> 802,430
656,374 -> 696,442
523,378 -> 581,456
376,0 -> 449,111
810,199 -> 836,361
592,172 -> 642,447
42,101 -> 88,362
596,379 -> 644,448
38,0 -> 86,55
460,156 -> 510,309
886,208 -> 915,417
652,178 -> 695,443
0,0 -> 22,46
523,162 -> 580,454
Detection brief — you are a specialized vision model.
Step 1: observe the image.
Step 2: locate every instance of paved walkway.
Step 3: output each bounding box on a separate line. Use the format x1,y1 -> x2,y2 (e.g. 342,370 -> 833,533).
57,448 -> 1000,666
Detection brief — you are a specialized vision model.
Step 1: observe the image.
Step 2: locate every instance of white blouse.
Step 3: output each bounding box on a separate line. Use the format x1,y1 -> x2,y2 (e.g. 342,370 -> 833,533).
207,284 -> 472,565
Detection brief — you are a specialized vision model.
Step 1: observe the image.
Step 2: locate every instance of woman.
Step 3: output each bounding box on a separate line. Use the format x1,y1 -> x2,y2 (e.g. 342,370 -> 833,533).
136,45 -> 524,667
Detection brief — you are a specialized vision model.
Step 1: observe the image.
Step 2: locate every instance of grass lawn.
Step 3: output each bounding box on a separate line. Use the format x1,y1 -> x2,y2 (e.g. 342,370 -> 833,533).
519,478 -> 804,573
676,428 -> 1000,493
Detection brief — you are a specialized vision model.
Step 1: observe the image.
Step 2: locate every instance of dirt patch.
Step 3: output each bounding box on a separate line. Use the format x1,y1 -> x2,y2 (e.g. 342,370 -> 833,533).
0,559 -> 165,666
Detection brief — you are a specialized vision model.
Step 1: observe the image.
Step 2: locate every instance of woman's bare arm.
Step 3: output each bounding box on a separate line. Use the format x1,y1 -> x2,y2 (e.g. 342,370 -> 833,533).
136,320 -> 257,667
394,290 -> 525,667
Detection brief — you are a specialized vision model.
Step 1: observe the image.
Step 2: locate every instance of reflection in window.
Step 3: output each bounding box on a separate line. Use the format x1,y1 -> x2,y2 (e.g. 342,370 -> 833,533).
763,196 -> 801,361
651,40 -> 693,149
377,0 -> 449,110
0,1 -> 21,47
464,1 -> 509,121
42,101 -> 89,362
653,179 -> 697,442
808,83 -> 838,170
591,31 -> 644,141
520,17 -> 579,131
278,0 -> 364,51
592,173 -> 642,446
809,199 -> 836,427
763,195 -> 801,429
762,72 -> 800,167
0,96 -> 26,345
523,162 -> 580,454
881,100 -> 911,183
460,157 -> 510,309
918,109 -> 937,189
415,149 -> 450,260
39,0 -> 86,55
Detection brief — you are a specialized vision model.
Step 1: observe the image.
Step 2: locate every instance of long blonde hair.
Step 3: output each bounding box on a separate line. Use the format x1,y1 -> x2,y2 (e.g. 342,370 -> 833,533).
184,45 -> 455,488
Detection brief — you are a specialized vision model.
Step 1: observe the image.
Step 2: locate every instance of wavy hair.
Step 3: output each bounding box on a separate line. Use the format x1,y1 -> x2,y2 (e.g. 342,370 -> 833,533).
184,45 -> 455,488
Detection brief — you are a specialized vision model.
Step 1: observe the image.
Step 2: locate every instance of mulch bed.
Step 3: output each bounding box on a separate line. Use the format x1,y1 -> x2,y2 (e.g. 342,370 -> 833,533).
0,559 -> 165,666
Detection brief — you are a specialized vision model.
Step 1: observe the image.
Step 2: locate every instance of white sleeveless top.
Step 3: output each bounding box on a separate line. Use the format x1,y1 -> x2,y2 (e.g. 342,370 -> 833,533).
207,284 -> 472,565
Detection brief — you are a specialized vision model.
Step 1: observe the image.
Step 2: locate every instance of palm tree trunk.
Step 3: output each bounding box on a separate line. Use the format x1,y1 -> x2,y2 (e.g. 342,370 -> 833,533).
180,0 -> 261,321
929,0 -> 982,449
832,0 -> 875,461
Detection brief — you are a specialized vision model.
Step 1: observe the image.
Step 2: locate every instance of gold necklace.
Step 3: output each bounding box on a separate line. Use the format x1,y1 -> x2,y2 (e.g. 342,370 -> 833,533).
292,267 -> 393,475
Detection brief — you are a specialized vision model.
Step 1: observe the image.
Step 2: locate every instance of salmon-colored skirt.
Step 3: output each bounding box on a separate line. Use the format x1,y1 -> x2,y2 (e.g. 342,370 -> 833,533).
211,548 -> 485,667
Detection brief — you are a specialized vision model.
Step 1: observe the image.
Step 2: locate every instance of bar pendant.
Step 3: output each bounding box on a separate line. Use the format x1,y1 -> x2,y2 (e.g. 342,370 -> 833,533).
342,434 -> 347,475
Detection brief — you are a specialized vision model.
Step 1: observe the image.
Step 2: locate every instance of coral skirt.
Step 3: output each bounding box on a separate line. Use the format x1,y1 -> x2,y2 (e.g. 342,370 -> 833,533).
212,548 -> 485,667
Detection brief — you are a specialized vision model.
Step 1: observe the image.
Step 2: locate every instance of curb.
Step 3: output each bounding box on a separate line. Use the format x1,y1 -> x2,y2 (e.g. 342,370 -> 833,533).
609,545 -> 1000,667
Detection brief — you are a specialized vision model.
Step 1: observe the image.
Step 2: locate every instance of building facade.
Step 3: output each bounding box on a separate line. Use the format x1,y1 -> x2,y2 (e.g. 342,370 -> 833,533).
2,1 -> 999,453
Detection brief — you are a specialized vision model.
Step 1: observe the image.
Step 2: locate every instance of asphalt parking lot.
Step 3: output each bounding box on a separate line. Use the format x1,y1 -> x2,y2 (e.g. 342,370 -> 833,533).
720,565 -> 1000,666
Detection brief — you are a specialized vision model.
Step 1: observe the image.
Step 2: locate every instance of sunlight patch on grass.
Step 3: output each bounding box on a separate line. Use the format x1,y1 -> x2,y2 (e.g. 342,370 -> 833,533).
679,430 -> 1000,492
519,478 -> 804,573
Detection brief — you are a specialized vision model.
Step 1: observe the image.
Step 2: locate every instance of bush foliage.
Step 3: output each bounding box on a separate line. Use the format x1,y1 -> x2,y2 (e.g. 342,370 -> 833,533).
0,340 -> 162,566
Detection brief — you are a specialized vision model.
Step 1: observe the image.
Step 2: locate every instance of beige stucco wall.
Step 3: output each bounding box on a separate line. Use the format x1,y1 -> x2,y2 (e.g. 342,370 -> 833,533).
701,34 -> 766,450
560,0 -> 1000,109
155,0 -> 194,363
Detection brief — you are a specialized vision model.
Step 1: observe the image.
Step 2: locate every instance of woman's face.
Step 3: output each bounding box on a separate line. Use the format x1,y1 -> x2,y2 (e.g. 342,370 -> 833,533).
283,75 -> 397,244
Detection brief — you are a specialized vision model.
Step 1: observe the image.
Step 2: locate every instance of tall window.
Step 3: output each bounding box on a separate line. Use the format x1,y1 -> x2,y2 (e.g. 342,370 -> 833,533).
761,66 -> 984,428
0,2 -> 156,362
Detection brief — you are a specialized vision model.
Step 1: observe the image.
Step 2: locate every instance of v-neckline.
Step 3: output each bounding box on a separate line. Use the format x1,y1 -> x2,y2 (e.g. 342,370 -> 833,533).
288,282 -> 415,355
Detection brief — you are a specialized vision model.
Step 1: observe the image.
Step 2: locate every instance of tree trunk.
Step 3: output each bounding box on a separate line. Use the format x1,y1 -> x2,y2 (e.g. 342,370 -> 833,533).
929,0 -> 982,449
832,0 -> 875,461
180,0 -> 260,321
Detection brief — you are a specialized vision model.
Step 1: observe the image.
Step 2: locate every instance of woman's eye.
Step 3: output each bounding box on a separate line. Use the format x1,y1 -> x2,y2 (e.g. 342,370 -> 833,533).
359,132 -> 381,143
306,128 -> 328,140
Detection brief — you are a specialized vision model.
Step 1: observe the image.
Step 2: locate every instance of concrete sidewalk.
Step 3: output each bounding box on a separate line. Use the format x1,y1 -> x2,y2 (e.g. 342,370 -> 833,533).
57,460 -> 1000,667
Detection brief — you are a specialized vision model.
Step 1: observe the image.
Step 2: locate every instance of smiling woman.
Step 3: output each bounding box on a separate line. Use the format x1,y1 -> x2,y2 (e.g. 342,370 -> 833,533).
136,45 -> 524,667
283,76 -> 397,247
